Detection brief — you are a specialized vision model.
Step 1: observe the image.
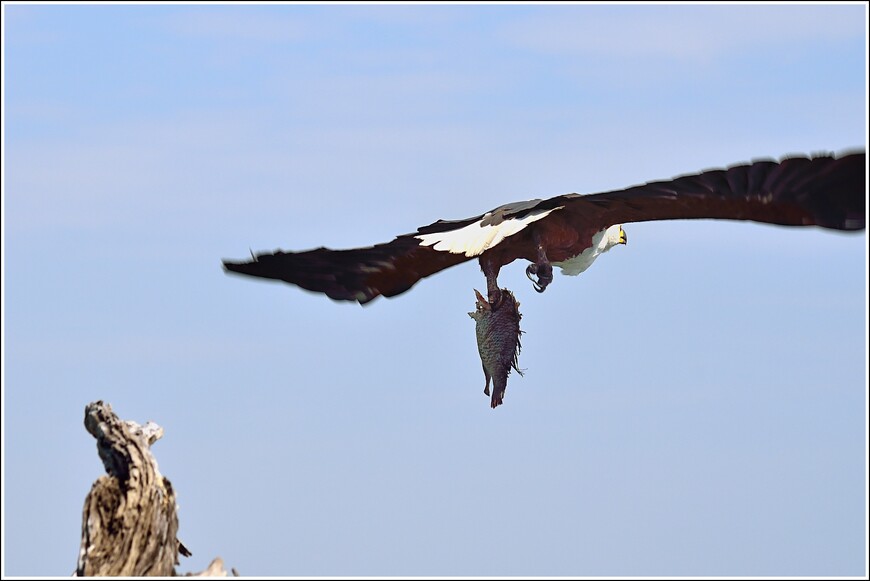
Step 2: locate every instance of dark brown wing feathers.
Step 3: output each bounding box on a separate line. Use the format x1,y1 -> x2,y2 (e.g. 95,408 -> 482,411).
224,151 -> 865,303
560,152 -> 865,231
223,235 -> 472,304
223,200 -> 554,303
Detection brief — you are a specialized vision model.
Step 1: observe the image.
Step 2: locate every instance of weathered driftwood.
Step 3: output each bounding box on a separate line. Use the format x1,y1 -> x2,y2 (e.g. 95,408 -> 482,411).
77,401 -> 231,576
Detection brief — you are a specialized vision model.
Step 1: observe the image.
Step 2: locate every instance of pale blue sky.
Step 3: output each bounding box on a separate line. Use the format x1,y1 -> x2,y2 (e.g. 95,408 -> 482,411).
2,3 -> 867,577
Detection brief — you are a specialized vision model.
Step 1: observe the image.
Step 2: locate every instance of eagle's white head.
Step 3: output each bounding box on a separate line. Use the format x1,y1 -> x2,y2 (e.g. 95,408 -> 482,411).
604,224 -> 627,250
552,224 -> 626,276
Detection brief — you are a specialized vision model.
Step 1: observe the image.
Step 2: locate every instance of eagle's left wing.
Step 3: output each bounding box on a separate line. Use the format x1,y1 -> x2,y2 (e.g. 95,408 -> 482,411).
222,200 -> 553,304
223,236 -> 470,304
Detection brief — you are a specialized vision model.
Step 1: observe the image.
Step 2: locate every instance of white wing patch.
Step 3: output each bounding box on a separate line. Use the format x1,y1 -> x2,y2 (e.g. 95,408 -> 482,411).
415,207 -> 563,257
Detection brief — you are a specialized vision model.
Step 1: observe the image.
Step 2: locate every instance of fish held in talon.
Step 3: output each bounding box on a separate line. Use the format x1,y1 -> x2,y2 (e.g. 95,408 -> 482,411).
223,151 -> 865,408
468,288 -> 524,409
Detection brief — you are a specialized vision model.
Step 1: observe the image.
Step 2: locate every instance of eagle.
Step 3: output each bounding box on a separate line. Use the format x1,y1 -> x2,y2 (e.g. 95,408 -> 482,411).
223,152 -> 865,311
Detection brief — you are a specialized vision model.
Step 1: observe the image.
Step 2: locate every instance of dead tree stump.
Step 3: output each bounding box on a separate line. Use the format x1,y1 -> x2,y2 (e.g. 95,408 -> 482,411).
77,400 -> 230,576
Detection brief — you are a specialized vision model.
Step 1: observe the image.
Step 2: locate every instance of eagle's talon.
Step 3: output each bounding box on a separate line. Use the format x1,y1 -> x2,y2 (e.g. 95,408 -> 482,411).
527,262 -> 553,293
525,263 -> 538,282
487,288 -> 503,309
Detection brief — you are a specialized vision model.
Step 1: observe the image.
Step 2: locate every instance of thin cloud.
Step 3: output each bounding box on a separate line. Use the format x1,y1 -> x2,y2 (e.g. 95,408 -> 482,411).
501,5 -> 863,62
166,9 -> 311,44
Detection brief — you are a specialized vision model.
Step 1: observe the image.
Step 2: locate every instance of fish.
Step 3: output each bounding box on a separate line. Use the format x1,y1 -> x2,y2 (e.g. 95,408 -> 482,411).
468,288 -> 524,408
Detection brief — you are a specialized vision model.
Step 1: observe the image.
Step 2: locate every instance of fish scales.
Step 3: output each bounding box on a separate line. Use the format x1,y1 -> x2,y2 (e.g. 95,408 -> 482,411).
468,288 -> 523,408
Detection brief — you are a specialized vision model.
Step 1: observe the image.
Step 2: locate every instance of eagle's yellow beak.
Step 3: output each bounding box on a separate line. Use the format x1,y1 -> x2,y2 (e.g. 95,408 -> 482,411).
619,226 -> 627,245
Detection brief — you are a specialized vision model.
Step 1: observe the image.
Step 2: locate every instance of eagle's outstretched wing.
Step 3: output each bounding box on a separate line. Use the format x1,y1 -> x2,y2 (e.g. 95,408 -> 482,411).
550,151 -> 865,233
223,234 -> 470,304
222,200 -> 550,304
223,151 -> 865,304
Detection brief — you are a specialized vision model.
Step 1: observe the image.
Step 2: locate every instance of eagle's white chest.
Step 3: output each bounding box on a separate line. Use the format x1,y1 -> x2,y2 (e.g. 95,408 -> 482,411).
552,228 -> 612,276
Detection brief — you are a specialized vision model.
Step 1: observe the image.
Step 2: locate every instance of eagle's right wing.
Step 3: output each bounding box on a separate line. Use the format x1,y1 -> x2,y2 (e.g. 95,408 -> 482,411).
553,151 -> 866,233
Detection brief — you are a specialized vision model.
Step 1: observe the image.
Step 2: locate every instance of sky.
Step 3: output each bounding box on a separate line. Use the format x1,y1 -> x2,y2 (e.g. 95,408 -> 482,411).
2,3 -> 867,577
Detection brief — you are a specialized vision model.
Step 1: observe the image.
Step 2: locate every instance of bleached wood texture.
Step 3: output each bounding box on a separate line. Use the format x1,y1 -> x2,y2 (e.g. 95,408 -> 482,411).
77,401 -> 231,576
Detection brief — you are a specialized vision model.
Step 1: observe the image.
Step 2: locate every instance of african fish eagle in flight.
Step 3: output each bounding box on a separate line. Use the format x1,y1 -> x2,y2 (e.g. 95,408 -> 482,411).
223,152 -> 866,309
